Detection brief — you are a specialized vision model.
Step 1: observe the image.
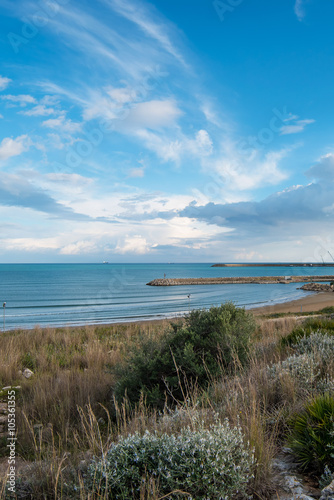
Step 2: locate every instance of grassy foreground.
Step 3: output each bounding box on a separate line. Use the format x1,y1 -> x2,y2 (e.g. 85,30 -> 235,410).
0,305 -> 333,499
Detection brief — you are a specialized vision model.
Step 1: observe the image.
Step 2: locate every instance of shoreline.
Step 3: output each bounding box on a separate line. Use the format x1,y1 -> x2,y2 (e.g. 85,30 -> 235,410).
250,291 -> 334,315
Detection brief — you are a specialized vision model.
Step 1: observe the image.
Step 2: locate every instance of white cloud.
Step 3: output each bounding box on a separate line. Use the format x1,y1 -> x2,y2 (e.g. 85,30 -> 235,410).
135,129 -> 183,162
82,93 -> 119,122
306,153 -> 334,181
0,94 -> 36,106
128,168 -> 145,178
40,95 -> 59,106
193,130 -> 213,156
4,237 -> 59,252
105,0 -> 187,67
42,114 -> 82,134
201,141 -> 289,201
179,154 -> 334,252
115,235 -> 151,254
60,241 -> 98,255
294,0 -> 305,21
21,105 -> 56,117
46,172 -> 93,184
135,128 -> 213,163
0,76 -> 12,91
0,135 -> 31,161
235,250 -> 264,261
201,103 -> 223,128
121,100 -> 182,130
83,94 -> 182,132
44,3 -> 179,86
280,118 -> 315,135
283,113 -> 299,122
46,133 -> 65,150
107,86 -> 137,104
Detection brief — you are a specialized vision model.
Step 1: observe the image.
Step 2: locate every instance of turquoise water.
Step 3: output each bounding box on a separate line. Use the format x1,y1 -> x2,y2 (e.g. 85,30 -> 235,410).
0,263 -> 332,330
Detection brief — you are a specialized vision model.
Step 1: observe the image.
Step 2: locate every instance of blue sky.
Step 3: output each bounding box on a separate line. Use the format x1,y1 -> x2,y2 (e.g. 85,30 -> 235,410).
0,0 -> 334,263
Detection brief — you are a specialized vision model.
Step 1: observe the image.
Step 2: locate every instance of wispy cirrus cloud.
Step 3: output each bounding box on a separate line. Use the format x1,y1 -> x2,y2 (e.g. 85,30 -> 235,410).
280,117 -> 315,135
294,0 -> 306,21
103,0 -> 188,68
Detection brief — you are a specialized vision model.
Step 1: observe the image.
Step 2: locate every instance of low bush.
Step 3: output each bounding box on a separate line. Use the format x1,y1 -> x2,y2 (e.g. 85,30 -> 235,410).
268,352 -> 320,390
114,303 -> 256,408
267,332 -> 334,397
319,306 -> 334,314
288,394 -> 334,474
281,318 -> 334,347
86,416 -> 255,499
294,331 -> 334,361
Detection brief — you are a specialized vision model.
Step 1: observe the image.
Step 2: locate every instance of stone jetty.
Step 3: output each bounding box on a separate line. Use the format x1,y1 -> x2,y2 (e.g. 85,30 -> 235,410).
300,283 -> 334,292
146,275 -> 334,286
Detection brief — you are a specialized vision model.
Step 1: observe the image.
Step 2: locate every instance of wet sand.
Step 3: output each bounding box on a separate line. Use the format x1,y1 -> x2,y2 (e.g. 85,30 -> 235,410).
251,291 -> 334,315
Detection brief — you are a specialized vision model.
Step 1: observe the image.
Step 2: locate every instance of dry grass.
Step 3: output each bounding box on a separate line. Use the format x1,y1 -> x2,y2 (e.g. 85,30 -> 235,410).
0,313 -> 331,498
0,320 -> 175,498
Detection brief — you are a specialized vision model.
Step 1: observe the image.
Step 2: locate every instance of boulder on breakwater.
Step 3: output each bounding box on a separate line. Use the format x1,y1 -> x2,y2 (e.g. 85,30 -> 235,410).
299,283 -> 334,292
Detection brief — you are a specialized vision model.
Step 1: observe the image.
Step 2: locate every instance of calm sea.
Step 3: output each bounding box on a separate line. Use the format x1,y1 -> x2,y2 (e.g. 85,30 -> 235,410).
0,263 -> 332,330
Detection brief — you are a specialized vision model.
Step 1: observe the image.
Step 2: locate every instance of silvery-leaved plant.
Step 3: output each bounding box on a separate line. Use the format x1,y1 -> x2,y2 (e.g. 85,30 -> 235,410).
86,415 -> 255,499
267,331 -> 334,395
293,331 -> 334,361
268,353 -> 320,389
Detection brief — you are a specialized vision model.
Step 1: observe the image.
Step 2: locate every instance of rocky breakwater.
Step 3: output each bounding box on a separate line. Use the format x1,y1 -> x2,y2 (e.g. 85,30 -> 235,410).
146,277 -> 284,286
300,283 -> 334,292
147,275 -> 334,286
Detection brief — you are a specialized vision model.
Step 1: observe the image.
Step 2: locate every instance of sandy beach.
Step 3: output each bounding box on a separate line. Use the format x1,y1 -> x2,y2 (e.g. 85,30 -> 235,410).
251,291 -> 334,315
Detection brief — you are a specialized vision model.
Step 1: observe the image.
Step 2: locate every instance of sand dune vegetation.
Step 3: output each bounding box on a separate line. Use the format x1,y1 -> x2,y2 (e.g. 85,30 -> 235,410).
0,304 -> 334,499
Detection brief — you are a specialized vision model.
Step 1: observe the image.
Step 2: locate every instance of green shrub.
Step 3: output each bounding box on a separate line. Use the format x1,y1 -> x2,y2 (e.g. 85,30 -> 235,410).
319,306 -> 334,314
86,417 -> 255,499
182,302 -> 255,370
288,394 -> 334,474
281,318 -> 334,347
21,351 -> 37,370
308,318 -> 334,331
114,303 -> 255,408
